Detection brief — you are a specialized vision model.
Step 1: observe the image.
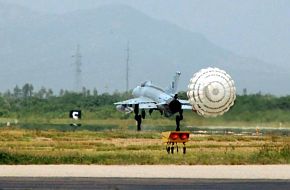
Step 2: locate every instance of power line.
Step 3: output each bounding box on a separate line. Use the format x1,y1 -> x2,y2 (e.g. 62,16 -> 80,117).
72,44 -> 82,92
126,41 -> 130,92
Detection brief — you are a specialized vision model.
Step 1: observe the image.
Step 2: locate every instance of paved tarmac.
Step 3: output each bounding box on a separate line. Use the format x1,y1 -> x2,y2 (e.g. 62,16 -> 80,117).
0,165 -> 289,189
0,177 -> 290,190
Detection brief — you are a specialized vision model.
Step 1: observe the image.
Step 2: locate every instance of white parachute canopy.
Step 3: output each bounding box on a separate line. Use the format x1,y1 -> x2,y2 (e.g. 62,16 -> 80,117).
187,67 -> 236,117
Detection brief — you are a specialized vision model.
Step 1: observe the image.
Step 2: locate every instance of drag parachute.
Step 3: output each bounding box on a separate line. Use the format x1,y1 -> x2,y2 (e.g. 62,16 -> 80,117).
187,67 -> 236,117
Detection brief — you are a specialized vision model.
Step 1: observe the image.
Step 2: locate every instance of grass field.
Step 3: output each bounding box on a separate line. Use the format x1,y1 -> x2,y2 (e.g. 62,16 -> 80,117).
0,125 -> 289,165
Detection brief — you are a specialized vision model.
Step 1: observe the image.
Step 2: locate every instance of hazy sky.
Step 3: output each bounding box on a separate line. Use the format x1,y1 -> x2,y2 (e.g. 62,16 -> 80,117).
1,0 -> 290,66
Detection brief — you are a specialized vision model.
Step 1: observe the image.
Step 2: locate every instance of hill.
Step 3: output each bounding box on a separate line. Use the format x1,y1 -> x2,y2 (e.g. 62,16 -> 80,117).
0,2 -> 288,94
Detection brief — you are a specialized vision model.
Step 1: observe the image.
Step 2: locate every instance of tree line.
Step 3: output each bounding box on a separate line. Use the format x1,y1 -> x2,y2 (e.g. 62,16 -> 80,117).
1,84 -> 98,99
0,83 -> 290,121
0,83 -> 132,117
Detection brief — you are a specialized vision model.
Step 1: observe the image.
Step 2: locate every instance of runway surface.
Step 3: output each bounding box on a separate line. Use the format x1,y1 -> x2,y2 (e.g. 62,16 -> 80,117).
1,165 -> 290,189
0,177 -> 289,190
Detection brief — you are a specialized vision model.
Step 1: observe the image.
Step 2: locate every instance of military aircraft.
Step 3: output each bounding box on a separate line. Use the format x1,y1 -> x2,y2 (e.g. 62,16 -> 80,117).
115,67 -> 237,131
114,72 -> 192,131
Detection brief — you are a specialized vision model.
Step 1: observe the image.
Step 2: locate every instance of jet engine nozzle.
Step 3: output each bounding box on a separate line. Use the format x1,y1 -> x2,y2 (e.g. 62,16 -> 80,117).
116,105 -> 134,114
187,67 -> 236,117
168,99 -> 182,114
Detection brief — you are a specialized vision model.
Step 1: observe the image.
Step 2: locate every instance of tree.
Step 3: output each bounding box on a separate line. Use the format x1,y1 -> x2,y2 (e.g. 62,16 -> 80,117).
59,89 -> 64,96
86,89 -> 91,97
36,87 -> 47,99
22,83 -> 34,98
13,85 -> 22,98
22,84 -> 29,98
3,90 -> 12,98
28,84 -> 34,97
46,89 -> 53,98
93,88 -> 98,96
82,87 -> 87,97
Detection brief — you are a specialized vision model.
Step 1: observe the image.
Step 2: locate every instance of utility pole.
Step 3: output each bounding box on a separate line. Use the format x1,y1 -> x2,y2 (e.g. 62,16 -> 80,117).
126,41 -> 130,92
72,44 -> 82,92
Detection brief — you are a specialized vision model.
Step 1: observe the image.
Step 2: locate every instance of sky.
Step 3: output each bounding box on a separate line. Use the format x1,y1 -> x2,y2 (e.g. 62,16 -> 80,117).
1,0 -> 290,67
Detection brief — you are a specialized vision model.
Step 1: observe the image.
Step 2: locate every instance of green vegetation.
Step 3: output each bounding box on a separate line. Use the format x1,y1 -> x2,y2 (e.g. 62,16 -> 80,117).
1,84 -> 290,125
0,84 -> 290,165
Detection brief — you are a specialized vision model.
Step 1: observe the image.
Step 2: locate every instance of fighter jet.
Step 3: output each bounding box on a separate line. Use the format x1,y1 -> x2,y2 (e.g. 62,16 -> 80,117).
114,72 -> 192,131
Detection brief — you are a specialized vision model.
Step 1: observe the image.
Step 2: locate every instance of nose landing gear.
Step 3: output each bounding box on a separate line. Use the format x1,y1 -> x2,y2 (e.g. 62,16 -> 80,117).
175,110 -> 183,131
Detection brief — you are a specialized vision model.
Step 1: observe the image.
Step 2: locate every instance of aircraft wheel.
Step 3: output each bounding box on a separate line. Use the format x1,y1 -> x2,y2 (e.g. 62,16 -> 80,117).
136,115 -> 142,131
141,109 -> 146,119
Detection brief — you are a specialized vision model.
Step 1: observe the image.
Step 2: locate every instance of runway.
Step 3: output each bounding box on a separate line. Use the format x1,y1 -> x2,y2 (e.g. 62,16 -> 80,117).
0,177 -> 289,190
0,165 -> 289,189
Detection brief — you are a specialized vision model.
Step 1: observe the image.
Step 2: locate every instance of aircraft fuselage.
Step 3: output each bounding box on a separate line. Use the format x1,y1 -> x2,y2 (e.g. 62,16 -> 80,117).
132,82 -> 181,117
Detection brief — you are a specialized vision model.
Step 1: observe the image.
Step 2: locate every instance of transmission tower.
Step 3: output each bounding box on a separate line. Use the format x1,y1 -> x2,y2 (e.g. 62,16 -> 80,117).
72,44 -> 82,92
126,41 -> 130,92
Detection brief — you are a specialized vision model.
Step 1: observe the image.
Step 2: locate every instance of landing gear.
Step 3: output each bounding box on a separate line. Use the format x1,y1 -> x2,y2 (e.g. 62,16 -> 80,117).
141,109 -> 146,119
135,114 -> 142,131
134,104 -> 142,131
175,110 -> 183,131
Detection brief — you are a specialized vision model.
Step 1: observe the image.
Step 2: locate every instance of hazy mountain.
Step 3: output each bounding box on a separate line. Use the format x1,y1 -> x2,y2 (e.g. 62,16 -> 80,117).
0,2 -> 288,94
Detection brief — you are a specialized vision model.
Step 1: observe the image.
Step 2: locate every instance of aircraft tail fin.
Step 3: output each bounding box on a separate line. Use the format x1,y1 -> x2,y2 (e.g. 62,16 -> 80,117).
165,71 -> 181,95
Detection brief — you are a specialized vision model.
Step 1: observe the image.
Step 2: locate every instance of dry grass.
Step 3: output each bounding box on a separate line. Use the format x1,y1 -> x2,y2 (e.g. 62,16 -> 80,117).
0,127 -> 289,164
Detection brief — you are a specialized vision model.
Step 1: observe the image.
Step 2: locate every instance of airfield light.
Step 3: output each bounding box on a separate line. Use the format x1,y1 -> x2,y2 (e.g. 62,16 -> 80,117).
162,131 -> 190,154
170,133 -> 179,140
180,133 -> 189,140
162,131 -> 190,143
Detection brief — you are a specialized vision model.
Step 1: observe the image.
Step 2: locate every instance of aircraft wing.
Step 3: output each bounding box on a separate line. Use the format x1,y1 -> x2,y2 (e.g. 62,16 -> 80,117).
179,99 -> 193,110
114,97 -> 157,109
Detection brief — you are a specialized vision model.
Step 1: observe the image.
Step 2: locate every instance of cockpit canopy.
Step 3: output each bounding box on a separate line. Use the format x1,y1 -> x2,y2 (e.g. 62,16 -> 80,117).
141,81 -> 152,87
139,81 -> 165,92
